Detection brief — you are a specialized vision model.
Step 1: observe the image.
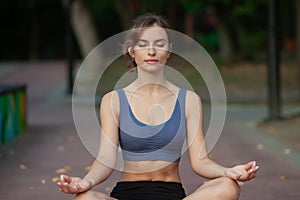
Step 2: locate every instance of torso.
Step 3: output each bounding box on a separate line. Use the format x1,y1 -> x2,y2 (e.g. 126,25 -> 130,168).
118,82 -> 184,183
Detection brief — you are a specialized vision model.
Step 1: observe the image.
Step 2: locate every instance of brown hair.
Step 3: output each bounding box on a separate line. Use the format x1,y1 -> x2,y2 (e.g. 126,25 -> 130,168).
123,13 -> 170,69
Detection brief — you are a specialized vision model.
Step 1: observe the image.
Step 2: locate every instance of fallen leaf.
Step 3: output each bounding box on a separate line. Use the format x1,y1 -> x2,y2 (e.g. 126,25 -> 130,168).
41,179 -> 46,184
20,164 -> 28,170
57,145 -> 64,152
283,148 -> 291,155
56,166 -> 71,174
280,175 -> 286,181
52,177 -> 60,183
256,144 -> 264,150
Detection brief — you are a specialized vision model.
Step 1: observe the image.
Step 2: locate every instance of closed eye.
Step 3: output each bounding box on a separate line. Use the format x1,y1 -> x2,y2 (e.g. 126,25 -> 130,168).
156,43 -> 165,48
137,40 -> 148,48
138,44 -> 147,48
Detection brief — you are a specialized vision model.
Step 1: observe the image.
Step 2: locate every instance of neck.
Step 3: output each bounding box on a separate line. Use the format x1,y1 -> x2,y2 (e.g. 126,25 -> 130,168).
134,67 -> 167,93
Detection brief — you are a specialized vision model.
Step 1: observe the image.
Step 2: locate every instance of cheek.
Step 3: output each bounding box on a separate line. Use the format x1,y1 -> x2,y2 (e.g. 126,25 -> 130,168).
159,51 -> 170,60
133,52 -> 144,64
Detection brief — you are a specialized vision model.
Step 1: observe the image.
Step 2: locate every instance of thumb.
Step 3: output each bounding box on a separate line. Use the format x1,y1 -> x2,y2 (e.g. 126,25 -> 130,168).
61,174 -> 72,183
245,161 -> 255,171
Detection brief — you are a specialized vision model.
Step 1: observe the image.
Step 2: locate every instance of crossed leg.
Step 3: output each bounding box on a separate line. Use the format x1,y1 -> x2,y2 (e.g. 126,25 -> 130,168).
74,190 -> 117,200
73,177 -> 239,200
184,177 -> 240,200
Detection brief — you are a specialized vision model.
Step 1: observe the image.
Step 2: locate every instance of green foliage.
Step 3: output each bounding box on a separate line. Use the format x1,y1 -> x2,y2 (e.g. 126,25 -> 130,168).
0,0 -> 290,61
238,29 -> 266,59
195,31 -> 219,53
139,0 -> 170,13
86,0 -> 121,38
179,0 -> 203,13
201,0 -> 268,59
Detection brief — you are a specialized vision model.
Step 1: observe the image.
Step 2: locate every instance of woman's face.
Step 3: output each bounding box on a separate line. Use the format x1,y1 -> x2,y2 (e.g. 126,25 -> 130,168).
129,25 -> 170,68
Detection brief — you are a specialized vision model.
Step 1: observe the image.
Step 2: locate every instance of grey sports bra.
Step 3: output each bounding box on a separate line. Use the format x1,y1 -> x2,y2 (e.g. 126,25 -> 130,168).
117,88 -> 187,162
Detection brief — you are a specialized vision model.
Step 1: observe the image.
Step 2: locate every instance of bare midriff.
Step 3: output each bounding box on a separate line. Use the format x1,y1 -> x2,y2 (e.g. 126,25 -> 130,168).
119,161 -> 181,183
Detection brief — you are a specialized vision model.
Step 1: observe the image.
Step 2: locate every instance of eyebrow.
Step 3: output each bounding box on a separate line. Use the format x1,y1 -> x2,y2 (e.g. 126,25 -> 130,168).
138,39 -> 167,43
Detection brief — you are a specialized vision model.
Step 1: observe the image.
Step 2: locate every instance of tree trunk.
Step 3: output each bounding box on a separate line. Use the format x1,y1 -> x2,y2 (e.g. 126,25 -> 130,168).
70,0 -> 99,57
62,0 -> 101,95
167,2 -> 177,29
296,0 -> 300,94
114,0 -> 139,30
217,22 -> 234,63
29,3 -> 39,60
185,12 -> 194,38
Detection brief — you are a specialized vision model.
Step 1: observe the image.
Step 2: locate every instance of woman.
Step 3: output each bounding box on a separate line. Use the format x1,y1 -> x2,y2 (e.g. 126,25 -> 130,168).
57,13 -> 259,200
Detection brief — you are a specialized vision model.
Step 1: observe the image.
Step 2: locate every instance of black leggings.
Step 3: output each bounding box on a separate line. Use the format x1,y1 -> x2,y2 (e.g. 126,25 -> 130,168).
110,181 -> 187,200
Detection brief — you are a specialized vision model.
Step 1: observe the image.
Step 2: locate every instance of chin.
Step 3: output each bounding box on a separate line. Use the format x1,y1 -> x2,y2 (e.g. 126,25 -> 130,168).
138,63 -> 165,72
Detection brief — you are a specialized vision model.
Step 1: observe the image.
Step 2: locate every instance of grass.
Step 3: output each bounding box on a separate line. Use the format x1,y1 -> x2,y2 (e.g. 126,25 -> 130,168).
220,61 -> 299,93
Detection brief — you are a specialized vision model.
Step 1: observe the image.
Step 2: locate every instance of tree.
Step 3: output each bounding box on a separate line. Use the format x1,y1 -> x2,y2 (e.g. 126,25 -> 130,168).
28,0 -> 40,60
113,0 -> 139,30
62,0 -> 101,95
67,0 -> 99,57
296,0 -> 300,94
179,0 -> 202,38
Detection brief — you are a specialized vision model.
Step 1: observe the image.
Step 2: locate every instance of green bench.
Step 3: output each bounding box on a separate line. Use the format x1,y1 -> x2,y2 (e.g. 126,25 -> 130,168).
0,85 -> 27,147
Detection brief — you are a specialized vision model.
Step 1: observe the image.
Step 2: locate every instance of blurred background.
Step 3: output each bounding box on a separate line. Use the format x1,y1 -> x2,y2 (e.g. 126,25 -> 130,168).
0,0 -> 295,61
0,0 -> 299,102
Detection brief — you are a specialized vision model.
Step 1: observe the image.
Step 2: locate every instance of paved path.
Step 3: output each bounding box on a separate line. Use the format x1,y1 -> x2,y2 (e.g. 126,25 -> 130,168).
0,62 -> 299,199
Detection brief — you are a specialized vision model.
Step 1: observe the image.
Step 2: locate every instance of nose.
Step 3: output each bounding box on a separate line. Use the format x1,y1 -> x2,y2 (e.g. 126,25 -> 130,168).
148,46 -> 156,56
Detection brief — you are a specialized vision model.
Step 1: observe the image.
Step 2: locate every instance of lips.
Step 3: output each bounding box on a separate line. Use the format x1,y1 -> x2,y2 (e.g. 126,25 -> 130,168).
144,59 -> 159,64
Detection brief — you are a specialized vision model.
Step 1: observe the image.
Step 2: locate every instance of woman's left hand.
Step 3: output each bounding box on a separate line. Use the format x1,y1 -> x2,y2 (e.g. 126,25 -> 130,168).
225,161 -> 259,182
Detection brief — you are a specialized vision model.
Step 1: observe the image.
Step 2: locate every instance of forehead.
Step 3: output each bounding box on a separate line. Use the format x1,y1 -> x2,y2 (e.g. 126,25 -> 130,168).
138,26 -> 168,41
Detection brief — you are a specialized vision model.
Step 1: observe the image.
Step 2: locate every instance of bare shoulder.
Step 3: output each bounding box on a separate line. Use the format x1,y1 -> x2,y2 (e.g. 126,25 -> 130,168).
185,90 -> 202,105
101,90 -> 119,102
100,90 -> 120,115
185,90 -> 202,115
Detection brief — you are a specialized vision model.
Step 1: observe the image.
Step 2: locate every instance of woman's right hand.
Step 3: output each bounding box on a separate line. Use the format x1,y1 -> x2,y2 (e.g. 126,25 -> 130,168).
57,174 -> 93,194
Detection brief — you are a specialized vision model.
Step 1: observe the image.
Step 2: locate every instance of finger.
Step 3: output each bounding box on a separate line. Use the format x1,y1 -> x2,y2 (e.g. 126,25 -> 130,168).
60,174 -> 66,183
245,161 -> 255,171
57,181 -> 62,188
244,166 -> 259,181
236,174 -> 243,180
249,173 -> 256,180
249,166 -> 259,177
57,182 -> 69,193
59,183 -> 77,194
251,161 -> 256,169
240,169 -> 255,181
57,181 -> 68,189
75,182 -> 82,191
61,174 -> 72,183
249,165 -> 259,174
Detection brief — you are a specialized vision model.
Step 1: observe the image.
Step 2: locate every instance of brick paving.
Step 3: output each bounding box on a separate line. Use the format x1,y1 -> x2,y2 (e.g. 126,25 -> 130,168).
0,62 -> 299,200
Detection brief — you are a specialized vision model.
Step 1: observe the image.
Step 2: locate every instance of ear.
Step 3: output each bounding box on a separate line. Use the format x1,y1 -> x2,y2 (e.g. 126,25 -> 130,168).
167,43 -> 172,58
169,43 -> 173,51
128,47 -> 134,58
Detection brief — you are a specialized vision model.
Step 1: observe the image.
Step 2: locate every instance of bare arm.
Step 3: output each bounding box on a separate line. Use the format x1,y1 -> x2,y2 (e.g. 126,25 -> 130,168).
58,91 -> 120,194
185,91 -> 258,182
